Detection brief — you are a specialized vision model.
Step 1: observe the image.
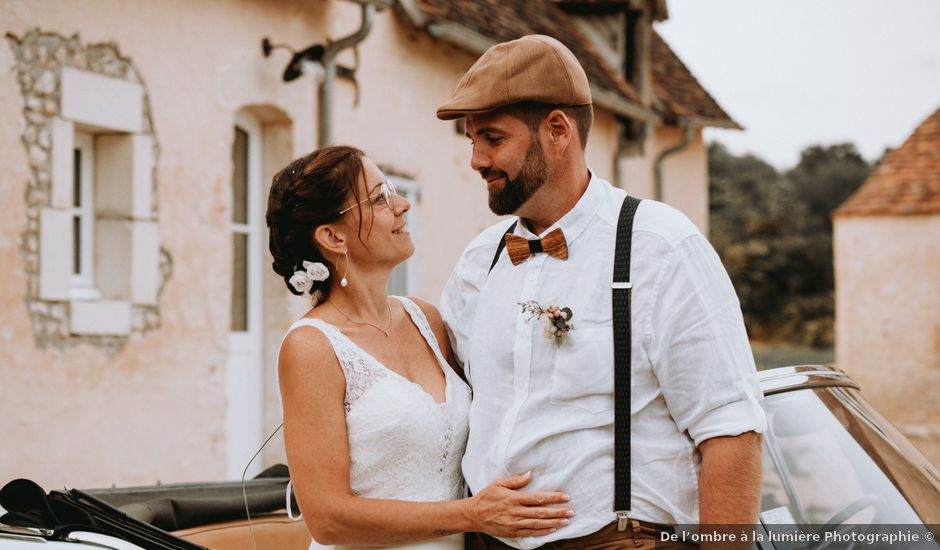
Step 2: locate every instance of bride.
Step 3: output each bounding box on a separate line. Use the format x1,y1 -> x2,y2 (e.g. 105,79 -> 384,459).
266,145 -> 574,549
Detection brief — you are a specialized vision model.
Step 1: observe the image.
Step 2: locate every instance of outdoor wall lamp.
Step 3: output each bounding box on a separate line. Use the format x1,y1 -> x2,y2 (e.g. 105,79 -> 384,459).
262,0 -> 384,145
261,38 -> 328,83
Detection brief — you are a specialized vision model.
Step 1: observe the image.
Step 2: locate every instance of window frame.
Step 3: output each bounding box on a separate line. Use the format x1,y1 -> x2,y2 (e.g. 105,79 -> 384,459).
229,113 -> 263,338
69,132 -> 100,301
36,67 -> 157,337
387,176 -> 419,297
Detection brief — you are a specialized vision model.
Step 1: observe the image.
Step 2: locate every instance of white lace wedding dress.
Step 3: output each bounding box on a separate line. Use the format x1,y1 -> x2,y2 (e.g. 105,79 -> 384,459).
285,297 -> 471,550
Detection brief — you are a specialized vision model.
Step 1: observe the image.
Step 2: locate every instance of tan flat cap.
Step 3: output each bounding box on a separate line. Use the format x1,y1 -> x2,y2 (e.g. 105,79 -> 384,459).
436,34 -> 592,120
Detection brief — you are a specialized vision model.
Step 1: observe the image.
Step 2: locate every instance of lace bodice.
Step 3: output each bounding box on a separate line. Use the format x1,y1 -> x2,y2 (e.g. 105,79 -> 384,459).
285,297 -> 472,512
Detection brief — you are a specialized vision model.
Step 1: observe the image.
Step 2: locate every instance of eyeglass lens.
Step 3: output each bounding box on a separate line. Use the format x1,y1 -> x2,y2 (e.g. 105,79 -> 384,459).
383,178 -> 397,207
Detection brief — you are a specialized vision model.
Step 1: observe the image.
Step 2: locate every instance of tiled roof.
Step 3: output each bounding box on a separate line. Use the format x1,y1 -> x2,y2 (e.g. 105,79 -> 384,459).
408,0 -> 644,108
552,0 -> 668,20
399,0 -> 736,127
835,107 -> 940,217
552,0 -> 635,13
650,30 -> 739,128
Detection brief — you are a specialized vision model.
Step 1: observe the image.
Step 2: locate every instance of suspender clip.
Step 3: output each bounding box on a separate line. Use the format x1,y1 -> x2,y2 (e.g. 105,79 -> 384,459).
616,510 -> 630,532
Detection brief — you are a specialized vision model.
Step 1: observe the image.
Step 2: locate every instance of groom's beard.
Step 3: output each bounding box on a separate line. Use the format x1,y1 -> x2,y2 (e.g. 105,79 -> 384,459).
485,140 -> 550,216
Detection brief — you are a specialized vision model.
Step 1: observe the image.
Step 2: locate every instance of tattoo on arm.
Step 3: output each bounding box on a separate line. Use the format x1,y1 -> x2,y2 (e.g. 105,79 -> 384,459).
434,529 -> 452,536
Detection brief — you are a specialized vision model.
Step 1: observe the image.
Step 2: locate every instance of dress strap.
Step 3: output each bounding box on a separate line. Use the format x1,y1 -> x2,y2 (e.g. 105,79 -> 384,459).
282,317 -> 387,412
393,297 -> 451,377
285,317 -> 333,337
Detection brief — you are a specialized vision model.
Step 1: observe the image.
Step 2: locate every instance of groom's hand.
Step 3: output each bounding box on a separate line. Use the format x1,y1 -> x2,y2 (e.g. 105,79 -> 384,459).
466,471 -> 575,538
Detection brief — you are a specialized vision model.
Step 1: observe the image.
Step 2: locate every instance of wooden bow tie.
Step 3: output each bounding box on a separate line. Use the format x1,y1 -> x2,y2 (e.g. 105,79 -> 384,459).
504,228 -> 569,265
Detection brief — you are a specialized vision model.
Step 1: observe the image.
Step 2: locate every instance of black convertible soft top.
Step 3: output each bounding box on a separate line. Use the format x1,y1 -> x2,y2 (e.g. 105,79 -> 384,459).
0,464 -> 297,549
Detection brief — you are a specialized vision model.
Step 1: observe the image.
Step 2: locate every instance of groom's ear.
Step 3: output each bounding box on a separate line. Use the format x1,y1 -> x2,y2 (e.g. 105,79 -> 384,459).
542,109 -> 573,154
313,224 -> 347,255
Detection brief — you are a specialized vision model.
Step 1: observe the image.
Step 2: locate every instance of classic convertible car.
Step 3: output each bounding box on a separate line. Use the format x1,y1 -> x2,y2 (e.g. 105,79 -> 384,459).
2,365 -> 939,549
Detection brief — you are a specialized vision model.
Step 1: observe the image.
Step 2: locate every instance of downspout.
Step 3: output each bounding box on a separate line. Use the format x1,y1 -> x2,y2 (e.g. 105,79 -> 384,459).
653,119 -> 694,201
613,128 -> 632,189
614,140 -> 623,189
319,3 -> 375,147
613,120 -> 648,189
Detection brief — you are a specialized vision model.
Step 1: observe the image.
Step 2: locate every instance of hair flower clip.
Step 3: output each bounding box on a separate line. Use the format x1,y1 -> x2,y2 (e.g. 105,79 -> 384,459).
519,300 -> 574,346
289,261 -> 330,293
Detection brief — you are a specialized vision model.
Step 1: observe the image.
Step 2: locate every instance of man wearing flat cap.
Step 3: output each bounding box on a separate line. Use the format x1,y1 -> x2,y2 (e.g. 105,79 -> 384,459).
439,35 -> 766,549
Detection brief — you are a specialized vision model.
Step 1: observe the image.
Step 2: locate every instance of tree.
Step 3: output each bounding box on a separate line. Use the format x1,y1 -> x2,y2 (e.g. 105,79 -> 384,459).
786,143 -> 870,232
709,143 -> 812,341
708,142 -> 870,346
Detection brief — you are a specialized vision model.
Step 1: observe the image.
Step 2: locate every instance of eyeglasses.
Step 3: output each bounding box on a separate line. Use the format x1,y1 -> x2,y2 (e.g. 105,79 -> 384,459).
338,176 -> 398,215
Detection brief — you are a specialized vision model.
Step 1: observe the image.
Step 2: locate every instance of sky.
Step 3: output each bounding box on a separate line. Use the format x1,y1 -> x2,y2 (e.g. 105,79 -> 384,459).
655,0 -> 940,170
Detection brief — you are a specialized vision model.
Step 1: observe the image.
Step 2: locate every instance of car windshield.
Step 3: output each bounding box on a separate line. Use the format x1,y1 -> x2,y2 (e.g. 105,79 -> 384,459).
760,385 -> 940,529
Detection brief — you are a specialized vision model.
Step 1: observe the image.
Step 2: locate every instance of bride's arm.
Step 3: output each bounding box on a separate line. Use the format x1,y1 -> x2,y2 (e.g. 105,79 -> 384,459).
279,327 -> 572,547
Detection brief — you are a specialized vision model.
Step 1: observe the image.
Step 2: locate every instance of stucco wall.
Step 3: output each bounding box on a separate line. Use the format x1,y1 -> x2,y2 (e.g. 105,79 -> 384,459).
0,0 -> 323,488
330,8 -> 497,304
341,13 -> 653,304
618,125 -> 709,234
834,215 -> 940,465
1,0 -> 716,488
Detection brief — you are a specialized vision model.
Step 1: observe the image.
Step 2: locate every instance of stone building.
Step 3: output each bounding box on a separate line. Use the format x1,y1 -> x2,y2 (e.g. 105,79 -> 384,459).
0,0 -> 737,487
834,106 -> 940,465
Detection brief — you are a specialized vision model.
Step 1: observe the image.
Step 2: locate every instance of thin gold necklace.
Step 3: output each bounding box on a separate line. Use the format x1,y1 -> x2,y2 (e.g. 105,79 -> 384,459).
330,300 -> 392,337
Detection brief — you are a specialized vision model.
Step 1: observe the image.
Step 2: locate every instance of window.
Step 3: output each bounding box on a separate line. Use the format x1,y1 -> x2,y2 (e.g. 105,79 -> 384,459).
70,132 -> 99,300
38,67 -> 158,336
230,124 -> 259,333
387,176 -> 419,296
226,113 -> 264,479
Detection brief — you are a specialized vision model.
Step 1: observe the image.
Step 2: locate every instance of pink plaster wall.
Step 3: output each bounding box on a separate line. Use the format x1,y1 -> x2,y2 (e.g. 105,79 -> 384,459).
0,0 -> 325,488
617,125 -> 709,234
834,215 -> 940,465
1,0 -> 718,489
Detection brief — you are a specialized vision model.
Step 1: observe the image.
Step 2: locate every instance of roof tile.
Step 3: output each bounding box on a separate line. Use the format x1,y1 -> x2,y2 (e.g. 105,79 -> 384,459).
407,0 -> 736,127
836,107 -> 940,217
650,29 -> 738,127
414,0 -> 642,104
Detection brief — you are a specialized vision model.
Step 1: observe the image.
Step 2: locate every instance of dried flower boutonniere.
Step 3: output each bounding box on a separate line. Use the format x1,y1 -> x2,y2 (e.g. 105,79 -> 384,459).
519,300 -> 574,346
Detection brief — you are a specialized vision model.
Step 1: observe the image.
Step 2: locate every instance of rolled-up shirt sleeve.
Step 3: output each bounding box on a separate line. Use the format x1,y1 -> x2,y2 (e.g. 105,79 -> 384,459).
648,234 -> 767,447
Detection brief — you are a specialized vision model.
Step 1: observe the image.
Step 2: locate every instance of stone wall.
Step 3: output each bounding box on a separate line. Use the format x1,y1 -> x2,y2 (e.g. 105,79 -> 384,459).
6,29 -> 169,353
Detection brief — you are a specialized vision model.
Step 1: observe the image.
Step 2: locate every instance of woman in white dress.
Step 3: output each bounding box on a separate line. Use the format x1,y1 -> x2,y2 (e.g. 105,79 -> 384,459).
266,146 -> 574,549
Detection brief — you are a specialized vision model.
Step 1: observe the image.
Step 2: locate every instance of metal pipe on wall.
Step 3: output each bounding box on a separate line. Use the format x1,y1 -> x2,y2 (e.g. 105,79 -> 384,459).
653,119 -> 694,201
318,3 -> 375,147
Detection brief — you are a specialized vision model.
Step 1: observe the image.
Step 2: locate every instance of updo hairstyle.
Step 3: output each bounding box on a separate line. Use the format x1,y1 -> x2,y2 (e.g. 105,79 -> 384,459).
266,145 -> 366,301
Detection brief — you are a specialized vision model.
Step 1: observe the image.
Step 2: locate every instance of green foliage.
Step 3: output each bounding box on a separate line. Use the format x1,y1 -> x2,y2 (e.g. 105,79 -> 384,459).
708,142 -> 870,346
786,144 -> 871,232
750,342 -> 835,371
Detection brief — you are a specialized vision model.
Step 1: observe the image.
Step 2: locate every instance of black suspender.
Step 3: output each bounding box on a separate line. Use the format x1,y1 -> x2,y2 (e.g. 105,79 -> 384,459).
485,196 -> 641,530
613,195 -> 640,529
488,220 -> 518,274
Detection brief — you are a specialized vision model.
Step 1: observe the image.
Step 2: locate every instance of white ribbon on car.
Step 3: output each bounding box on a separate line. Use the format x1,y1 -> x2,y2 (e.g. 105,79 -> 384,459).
286,479 -> 302,521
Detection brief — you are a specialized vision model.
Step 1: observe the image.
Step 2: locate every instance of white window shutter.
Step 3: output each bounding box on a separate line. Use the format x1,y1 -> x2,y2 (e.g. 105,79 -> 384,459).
96,134 -> 153,220
38,208 -> 72,301
50,118 -> 74,210
94,219 -> 131,300
130,135 -> 154,220
131,221 -> 159,305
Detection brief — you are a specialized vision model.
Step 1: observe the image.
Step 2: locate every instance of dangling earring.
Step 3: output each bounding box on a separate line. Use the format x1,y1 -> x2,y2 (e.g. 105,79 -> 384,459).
340,251 -> 349,288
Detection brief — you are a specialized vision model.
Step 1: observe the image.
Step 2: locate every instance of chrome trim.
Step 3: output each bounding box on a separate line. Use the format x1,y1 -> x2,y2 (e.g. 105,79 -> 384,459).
758,365 -> 861,396
0,521 -> 52,539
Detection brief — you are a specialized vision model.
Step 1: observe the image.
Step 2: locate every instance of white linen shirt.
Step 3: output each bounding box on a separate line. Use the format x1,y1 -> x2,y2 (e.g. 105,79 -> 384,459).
440,173 -> 766,549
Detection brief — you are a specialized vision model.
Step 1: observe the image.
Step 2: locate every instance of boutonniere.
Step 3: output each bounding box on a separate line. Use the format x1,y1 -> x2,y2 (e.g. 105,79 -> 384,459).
519,300 -> 574,346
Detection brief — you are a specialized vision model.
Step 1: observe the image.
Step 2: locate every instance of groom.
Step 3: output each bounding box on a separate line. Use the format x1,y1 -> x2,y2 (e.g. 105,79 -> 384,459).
439,35 -> 766,549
